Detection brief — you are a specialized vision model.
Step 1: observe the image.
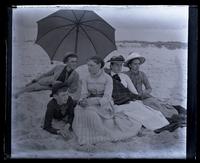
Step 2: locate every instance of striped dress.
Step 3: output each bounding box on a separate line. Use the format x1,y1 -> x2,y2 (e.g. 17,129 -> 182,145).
72,70 -> 142,145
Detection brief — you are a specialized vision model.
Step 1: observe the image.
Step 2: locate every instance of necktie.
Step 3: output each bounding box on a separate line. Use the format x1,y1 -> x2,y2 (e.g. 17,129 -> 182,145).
112,74 -> 121,82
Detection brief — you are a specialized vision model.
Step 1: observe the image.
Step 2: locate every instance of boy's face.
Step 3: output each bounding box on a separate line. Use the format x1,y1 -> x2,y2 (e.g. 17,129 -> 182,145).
55,91 -> 69,104
110,62 -> 123,74
65,57 -> 78,70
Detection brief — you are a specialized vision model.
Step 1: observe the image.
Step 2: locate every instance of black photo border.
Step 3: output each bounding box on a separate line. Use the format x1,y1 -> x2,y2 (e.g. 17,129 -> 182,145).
1,0 -> 199,160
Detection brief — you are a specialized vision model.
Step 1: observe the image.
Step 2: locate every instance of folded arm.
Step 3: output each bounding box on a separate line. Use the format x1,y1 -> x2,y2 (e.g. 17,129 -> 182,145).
142,72 -> 152,95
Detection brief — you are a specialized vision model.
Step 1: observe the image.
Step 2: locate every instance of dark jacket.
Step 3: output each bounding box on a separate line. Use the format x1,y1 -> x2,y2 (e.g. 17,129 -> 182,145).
44,96 -> 76,131
104,68 -> 140,105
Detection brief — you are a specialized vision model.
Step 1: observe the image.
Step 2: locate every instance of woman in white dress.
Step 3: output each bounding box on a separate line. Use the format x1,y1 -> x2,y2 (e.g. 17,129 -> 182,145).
72,56 -> 143,147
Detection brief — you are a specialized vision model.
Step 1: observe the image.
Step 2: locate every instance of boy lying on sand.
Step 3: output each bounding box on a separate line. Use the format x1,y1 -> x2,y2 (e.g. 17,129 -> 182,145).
43,83 -> 77,136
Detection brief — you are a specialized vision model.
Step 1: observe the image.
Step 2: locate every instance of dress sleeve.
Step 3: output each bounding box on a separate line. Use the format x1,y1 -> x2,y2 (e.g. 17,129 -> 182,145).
124,74 -> 138,94
80,77 -> 90,99
98,74 -> 113,106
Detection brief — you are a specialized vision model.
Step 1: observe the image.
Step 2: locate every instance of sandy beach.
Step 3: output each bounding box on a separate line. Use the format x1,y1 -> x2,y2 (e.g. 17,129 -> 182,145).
11,40 -> 187,158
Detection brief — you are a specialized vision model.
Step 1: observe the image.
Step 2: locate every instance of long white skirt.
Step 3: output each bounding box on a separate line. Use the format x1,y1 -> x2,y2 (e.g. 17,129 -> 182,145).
114,101 -> 169,130
72,105 -> 142,145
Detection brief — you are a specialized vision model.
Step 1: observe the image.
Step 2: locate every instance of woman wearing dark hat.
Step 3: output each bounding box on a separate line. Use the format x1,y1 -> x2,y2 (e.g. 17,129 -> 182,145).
105,55 -> 139,105
14,52 -> 79,99
105,55 -> 170,132
124,52 -> 186,132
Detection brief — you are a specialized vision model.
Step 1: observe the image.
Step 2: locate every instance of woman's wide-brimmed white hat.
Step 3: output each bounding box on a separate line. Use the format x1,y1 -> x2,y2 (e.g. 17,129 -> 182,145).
124,52 -> 145,67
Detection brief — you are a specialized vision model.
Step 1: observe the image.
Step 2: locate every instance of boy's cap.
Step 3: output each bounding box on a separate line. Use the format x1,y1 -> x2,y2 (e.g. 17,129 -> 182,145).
50,83 -> 68,97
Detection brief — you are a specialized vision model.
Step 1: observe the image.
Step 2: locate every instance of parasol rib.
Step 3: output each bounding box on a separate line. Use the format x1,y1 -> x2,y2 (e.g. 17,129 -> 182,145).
41,15 -> 75,24
71,10 -> 79,53
73,10 -> 87,53
81,19 -> 114,29
74,26 -> 79,53
80,26 -> 98,55
72,10 -> 78,22
36,24 -> 74,43
79,10 -> 87,22
81,24 -> 116,47
51,25 -> 76,60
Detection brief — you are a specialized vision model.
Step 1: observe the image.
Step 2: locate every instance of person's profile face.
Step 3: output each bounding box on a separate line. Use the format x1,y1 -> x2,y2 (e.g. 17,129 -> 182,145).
65,57 -> 78,70
111,62 -> 123,74
129,59 -> 141,71
87,60 -> 101,75
57,91 -> 69,104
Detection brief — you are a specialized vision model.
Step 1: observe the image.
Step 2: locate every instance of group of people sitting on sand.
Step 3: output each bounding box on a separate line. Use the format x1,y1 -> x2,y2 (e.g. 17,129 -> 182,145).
14,51 -> 186,149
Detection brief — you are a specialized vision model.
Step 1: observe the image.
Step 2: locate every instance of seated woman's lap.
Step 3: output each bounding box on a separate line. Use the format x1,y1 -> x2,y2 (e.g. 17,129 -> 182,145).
142,97 -> 179,118
73,105 -> 107,132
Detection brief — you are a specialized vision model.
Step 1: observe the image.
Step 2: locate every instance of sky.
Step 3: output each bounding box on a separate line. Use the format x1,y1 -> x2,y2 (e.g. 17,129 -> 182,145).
13,5 -> 189,42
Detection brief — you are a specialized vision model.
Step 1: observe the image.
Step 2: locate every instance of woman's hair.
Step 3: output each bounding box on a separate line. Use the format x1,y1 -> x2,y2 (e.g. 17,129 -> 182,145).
127,60 -> 132,69
88,56 -> 105,68
127,58 -> 140,69
63,52 -> 78,63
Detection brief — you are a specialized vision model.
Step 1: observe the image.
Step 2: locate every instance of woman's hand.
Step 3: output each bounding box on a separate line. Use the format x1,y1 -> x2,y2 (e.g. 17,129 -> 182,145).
85,98 -> 100,106
139,91 -> 151,99
58,124 -> 73,140
78,98 -> 88,107
107,106 -> 114,114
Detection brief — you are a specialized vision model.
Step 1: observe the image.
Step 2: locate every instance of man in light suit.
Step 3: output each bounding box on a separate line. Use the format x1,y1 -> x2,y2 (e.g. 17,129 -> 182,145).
14,52 -> 79,99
